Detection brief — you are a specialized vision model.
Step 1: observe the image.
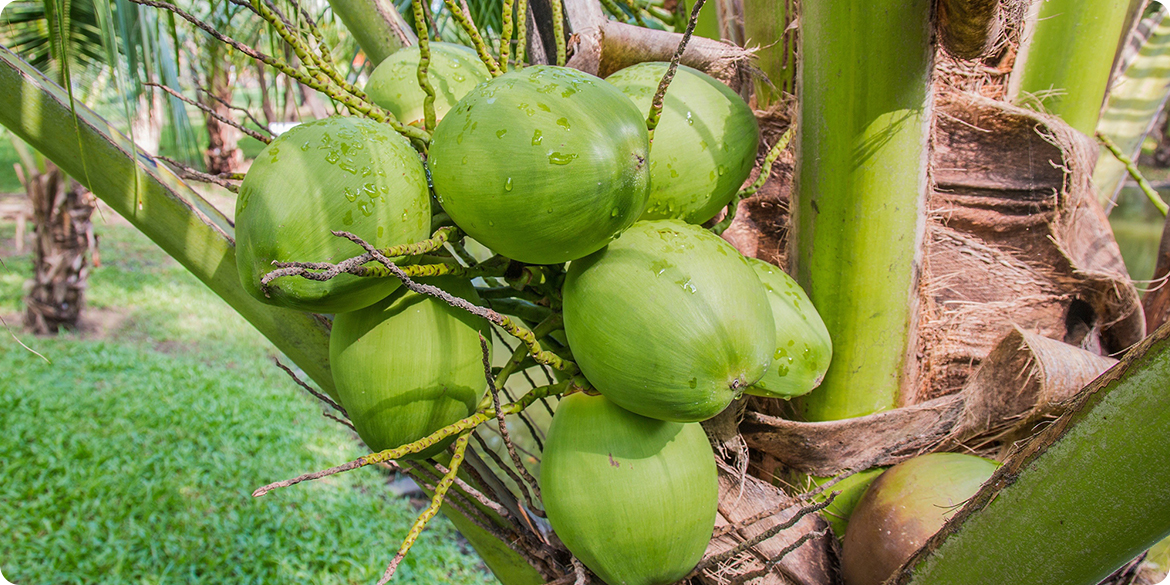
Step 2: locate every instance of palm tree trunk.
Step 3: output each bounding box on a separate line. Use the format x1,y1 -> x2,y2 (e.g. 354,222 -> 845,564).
18,160 -> 96,334
204,59 -> 241,174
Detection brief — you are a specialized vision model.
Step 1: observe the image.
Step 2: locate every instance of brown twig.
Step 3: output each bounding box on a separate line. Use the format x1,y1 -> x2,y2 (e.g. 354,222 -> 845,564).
481,335 -> 543,502
146,82 -> 271,143
336,230 -> 577,373
723,530 -> 829,585
195,86 -> 273,139
694,494 -> 836,572
645,0 -> 707,139
155,155 -> 241,193
473,428 -> 539,512
273,357 -> 347,416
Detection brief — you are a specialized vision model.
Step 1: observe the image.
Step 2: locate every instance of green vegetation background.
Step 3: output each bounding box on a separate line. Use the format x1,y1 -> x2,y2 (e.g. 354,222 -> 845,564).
0,208 -> 494,584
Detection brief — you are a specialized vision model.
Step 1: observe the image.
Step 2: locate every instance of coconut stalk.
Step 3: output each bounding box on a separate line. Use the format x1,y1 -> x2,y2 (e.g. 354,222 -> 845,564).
1093,8 -> 1170,206
326,0 -> 415,65
0,45 -> 335,398
742,0 -> 796,106
1008,0 -> 1133,135
893,320 -> 1170,585
791,0 -> 934,421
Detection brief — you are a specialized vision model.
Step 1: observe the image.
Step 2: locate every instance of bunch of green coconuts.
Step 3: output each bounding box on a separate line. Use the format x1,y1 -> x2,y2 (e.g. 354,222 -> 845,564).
234,42 -> 835,585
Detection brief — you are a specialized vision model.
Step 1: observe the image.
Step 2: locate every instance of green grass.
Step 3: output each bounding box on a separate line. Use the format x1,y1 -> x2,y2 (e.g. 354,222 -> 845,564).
0,216 -> 495,584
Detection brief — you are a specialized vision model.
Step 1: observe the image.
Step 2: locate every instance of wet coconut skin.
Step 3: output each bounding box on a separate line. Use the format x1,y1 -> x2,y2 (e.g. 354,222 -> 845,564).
564,219 -> 776,422
428,66 -> 650,265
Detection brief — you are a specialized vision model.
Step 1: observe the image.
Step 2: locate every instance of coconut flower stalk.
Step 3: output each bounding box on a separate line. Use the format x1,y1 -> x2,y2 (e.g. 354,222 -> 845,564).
791,0 -> 934,421
1008,0 -> 1132,135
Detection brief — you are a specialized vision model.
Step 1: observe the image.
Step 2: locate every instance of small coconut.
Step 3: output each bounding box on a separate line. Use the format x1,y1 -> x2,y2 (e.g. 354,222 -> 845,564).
541,392 -> 718,585
364,42 -> 492,126
329,277 -> 489,459
563,219 -> 775,422
841,452 -> 1000,585
235,116 -> 430,313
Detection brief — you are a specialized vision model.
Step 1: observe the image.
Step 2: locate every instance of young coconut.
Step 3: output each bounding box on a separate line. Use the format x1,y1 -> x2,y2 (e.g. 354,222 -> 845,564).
235,116 -> 430,313
364,42 -> 492,126
841,453 -> 1000,585
541,392 -> 718,585
563,219 -> 775,422
329,277 -> 490,459
745,257 -> 833,399
606,62 -> 759,224
428,65 -> 650,265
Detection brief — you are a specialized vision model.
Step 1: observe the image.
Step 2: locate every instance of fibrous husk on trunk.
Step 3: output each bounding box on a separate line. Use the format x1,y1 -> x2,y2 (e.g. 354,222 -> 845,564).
1144,213 -> 1170,331
18,160 -> 97,334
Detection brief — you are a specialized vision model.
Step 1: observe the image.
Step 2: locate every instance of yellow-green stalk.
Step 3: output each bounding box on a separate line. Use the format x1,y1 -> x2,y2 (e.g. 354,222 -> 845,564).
792,0 -> 933,421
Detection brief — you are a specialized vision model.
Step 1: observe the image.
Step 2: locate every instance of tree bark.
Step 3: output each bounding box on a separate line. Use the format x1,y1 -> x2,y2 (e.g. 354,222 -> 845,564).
18,160 -> 96,334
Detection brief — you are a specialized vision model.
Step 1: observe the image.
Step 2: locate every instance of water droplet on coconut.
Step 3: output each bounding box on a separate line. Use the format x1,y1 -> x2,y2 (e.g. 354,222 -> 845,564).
532,129 -> 543,145
300,142 -> 310,151
461,156 -> 469,165
556,117 -> 571,131
689,377 -> 698,389
610,208 -> 619,217
548,152 -> 578,165
343,187 -> 357,202
685,111 -> 694,125
497,129 -> 508,139
358,200 -> 375,216
342,210 -> 354,225
505,177 -> 514,191
718,165 -> 727,176
325,151 -> 340,164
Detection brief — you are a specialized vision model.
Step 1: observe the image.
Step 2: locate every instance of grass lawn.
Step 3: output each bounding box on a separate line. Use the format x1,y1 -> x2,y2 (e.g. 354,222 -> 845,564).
0,203 -> 495,584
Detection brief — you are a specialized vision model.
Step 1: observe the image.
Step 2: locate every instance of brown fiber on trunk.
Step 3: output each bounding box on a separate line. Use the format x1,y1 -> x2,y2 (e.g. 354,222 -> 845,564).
1144,213 -> 1170,331
18,161 -> 96,334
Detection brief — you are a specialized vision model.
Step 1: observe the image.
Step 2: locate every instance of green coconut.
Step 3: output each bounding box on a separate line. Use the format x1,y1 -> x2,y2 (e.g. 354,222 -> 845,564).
329,277 -> 490,459
540,392 -> 718,585
364,42 -> 492,126
745,257 -> 833,399
235,116 -> 430,313
428,65 -> 650,265
606,62 -> 759,224
841,453 -> 1000,585
563,219 -> 775,422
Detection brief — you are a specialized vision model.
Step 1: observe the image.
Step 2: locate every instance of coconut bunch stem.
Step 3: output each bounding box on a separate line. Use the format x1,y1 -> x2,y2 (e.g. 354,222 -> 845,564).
410,0 -> 440,132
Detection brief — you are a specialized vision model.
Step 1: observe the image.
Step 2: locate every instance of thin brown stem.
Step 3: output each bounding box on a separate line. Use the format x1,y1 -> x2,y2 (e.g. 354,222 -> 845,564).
694,495 -> 836,573
145,82 -> 271,144
273,357 -> 347,417
645,0 -> 707,139
155,155 -> 240,193
723,530 -> 829,585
